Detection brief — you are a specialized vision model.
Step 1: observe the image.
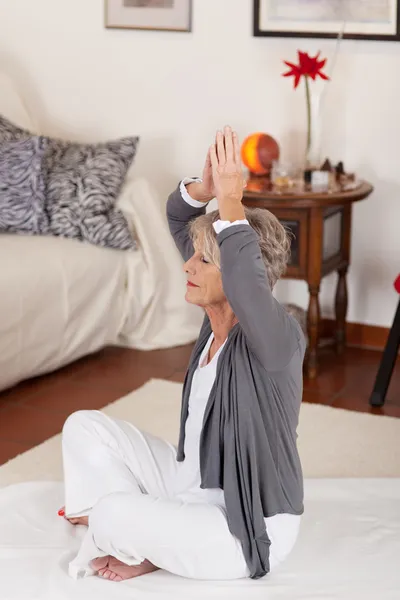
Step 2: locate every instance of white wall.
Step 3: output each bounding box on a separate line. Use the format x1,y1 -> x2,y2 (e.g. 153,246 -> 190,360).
0,0 -> 398,327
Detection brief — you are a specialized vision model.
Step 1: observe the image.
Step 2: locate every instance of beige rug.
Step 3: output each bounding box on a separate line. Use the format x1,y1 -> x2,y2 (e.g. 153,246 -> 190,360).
1,378 -> 399,487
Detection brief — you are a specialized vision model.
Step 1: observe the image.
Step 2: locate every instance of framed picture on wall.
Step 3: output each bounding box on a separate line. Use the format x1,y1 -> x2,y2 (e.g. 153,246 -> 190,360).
105,0 -> 192,32
253,0 -> 400,41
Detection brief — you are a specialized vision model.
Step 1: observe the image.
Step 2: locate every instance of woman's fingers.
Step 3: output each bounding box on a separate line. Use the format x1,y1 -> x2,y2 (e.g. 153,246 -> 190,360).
216,130 -> 226,165
224,126 -> 234,163
209,144 -> 219,174
214,127 -> 241,170
205,147 -> 212,169
233,130 -> 241,170
212,127 -> 241,171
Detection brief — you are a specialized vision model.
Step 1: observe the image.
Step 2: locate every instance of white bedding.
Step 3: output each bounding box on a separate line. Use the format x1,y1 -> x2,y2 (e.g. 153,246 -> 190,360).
0,478 -> 398,600
0,73 -> 202,392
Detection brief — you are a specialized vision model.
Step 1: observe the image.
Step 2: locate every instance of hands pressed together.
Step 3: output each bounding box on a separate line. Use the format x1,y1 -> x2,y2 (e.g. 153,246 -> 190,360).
187,126 -> 246,222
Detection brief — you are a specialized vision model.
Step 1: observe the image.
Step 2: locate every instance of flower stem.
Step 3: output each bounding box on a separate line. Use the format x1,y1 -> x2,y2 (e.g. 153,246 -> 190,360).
304,75 -> 312,164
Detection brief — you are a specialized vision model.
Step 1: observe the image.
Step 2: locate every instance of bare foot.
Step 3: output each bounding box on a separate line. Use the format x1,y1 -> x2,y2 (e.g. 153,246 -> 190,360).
91,556 -> 159,582
58,506 -> 89,527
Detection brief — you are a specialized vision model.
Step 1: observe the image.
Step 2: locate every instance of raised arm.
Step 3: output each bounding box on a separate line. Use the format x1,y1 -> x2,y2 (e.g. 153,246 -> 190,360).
167,149 -> 218,261
210,127 -> 304,371
166,180 -> 207,263
217,223 -> 302,370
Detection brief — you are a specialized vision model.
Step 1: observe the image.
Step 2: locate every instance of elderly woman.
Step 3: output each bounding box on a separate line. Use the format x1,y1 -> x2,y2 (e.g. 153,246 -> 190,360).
61,127 -> 306,583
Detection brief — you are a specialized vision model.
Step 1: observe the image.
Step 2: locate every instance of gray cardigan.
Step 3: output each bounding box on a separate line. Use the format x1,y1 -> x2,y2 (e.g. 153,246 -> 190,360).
167,185 -> 306,579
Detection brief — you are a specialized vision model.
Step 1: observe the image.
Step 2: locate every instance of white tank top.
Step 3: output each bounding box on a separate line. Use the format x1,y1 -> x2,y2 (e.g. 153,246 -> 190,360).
175,332 -> 226,505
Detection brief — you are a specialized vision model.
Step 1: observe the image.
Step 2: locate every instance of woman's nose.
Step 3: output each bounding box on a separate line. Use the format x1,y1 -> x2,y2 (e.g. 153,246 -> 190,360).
184,255 -> 196,274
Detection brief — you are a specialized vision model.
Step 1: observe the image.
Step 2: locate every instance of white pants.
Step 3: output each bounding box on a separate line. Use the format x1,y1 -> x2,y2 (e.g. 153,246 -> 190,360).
62,410 -> 250,580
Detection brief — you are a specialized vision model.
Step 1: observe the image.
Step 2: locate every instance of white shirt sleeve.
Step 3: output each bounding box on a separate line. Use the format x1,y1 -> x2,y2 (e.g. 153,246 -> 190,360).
179,177 -> 250,232
179,178 -> 207,208
213,219 -> 250,234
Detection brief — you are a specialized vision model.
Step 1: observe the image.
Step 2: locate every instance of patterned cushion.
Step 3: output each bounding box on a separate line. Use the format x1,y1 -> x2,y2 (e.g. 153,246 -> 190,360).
45,136 -> 139,250
0,115 -> 26,142
0,115 -> 138,250
0,137 -> 49,234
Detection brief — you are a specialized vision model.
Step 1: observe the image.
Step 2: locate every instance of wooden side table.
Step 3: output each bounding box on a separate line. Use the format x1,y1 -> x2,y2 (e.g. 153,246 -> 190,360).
242,180 -> 373,379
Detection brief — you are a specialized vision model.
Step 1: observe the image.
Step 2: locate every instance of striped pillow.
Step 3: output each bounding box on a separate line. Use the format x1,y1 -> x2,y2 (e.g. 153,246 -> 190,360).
0,137 -> 48,235
0,114 -> 26,142
0,115 -> 138,250
44,136 -> 139,250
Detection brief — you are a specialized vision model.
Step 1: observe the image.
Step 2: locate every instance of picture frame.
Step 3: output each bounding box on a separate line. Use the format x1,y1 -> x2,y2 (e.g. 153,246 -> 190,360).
253,0 -> 400,42
105,0 -> 192,33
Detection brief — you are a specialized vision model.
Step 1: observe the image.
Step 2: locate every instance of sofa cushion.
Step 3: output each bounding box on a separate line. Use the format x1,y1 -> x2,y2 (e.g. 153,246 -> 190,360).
45,136 -> 139,250
0,114 -> 26,142
0,115 -> 138,250
0,136 -> 48,235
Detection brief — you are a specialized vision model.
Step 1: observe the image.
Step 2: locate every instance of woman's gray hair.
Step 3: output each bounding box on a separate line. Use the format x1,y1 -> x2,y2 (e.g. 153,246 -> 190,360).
189,207 -> 291,289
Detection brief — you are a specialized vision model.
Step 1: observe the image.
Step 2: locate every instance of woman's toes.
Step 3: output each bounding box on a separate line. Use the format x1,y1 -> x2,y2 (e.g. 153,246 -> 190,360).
91,556 -> 109,571
67,515 -> 89,526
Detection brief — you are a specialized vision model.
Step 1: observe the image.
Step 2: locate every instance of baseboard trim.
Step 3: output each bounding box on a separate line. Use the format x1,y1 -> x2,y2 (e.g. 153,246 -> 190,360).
321,319 -> 392,352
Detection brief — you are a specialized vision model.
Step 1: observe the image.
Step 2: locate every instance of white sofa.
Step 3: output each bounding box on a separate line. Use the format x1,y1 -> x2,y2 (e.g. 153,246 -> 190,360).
0,74 -> 202,392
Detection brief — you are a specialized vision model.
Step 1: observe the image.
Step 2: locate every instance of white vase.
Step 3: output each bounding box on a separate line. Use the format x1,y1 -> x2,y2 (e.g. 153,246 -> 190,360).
305,89 -> 322,169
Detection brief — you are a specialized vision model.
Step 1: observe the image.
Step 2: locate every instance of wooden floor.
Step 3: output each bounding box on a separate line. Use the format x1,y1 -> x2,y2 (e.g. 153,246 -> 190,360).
0,343 -> 399,466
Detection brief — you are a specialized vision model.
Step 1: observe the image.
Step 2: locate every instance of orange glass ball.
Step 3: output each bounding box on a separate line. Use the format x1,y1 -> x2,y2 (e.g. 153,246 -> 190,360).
241,133 -> 280,176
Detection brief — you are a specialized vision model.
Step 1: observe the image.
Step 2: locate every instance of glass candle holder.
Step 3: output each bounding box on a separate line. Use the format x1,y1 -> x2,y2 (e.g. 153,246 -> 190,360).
271,161 -> 298,192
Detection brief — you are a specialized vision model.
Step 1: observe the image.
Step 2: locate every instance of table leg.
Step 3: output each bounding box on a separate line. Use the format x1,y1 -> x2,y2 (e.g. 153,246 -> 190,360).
335,266 -> 348,353
307,284 -> 320,379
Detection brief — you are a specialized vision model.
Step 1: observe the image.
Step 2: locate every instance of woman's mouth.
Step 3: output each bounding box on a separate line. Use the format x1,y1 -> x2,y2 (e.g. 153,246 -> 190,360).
187,281 -> 198,287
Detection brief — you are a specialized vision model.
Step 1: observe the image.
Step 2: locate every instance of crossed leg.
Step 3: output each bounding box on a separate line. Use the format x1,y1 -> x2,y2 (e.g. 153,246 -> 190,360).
73,487 -> 248,581
62,410 -> 249,582
62,410 -> 179,581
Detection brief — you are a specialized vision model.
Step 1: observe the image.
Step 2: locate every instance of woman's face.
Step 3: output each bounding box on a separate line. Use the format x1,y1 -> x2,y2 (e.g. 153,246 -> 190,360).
183,237 -> 225,308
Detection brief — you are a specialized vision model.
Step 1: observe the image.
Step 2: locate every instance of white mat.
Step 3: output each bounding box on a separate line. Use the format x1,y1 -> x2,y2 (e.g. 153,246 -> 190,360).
0,479 -> 399,600
1,379 -> 400,488
0,379 -> 399,599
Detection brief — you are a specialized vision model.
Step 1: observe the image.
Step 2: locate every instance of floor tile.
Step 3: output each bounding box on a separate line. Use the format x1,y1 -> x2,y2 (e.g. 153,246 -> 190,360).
331,375 -> 400,418
14,379 -> 125,415
341,366 -> 400,399
68,344 -> 195,382
0,439 -> 31,466
168,370 -> 186,383
0,360 -> 82,408
302,389 -> 334,406
67,353 -> 179,391
304,347 -> 382,397
0,404 -> 67,445
330,395 -> 400,418
0,374 -> 69,410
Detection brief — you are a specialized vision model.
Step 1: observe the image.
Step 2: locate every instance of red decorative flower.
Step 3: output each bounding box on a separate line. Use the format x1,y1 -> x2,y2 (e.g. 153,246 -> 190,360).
282,50 -> 330,167
282,50 -> 329,89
